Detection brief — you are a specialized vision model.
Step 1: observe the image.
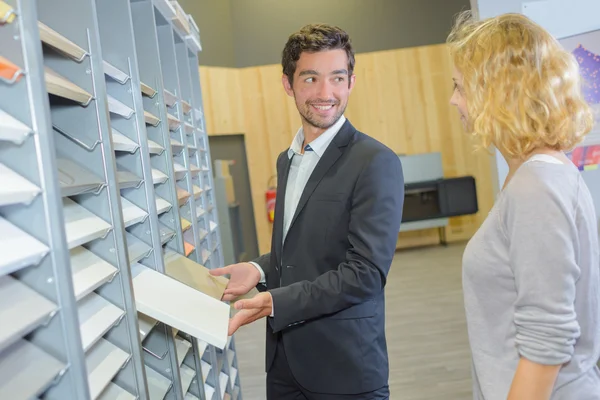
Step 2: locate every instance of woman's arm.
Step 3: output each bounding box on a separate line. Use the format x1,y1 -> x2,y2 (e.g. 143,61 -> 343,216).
508,358 -> 561,400
502,171 -> 582,398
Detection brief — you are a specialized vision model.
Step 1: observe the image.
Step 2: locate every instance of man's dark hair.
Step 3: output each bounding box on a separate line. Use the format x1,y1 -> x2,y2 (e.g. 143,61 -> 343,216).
281,23 -> 355,86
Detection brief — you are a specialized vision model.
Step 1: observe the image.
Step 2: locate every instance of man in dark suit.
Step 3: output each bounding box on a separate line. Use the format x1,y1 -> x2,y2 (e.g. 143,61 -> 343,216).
209,23 -> 404,400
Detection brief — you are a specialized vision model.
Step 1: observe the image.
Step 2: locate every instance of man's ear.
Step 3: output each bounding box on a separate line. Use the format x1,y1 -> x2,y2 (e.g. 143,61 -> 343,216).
282,74 -> 294,97
348,74 -> 356,92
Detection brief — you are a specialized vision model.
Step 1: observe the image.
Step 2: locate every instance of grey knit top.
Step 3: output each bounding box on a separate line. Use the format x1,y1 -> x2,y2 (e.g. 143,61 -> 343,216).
462,154 -> 600,400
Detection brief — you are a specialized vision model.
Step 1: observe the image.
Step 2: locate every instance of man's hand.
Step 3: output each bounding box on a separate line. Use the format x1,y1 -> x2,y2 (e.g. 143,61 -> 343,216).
209,262 -> 261,301
228,292 -> 273,336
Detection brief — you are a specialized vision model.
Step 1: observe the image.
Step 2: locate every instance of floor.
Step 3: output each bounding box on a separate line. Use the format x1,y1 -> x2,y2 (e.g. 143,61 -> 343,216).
232,242 -> 473,399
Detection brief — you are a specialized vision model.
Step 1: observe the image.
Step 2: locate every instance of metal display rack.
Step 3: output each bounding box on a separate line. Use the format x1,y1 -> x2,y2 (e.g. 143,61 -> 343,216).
0,0 -> 242,399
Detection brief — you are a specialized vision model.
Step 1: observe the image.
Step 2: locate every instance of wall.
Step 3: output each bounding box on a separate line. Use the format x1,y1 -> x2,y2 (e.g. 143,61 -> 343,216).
199,44 -> 496,254
207,134 -> 261,262
471,0 -> 600,192
229,0 -> 471,67
179,0 -> 471,67
176,0 -> 236,67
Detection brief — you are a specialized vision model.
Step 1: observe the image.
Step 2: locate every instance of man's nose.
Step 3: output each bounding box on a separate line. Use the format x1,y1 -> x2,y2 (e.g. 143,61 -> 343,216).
317,81 -> 333,100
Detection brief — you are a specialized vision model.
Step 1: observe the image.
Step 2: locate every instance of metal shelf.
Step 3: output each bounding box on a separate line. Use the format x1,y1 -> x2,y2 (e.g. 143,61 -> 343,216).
0,217 -> 49,277
145,365 -> 172,399
0,339 -> 65,399
44,66 -> 93,106
198,341 -> 208,359
127,233 -> 153,264
152,168 -> 169,185
0,1 -> 16,24
112,128 -> 140,153
1,1 -> 243,398
180,364 -> 196,393
171,138 -> 185,154
0,108 -> 32,145
121,196 -> 149,228
108,94 -> 135,119
181,218 -> 192,232
181,100 -> 192,115
98,382 -> 136,400
78,292 -> 125,352
70,247 -> 118,301
85,338 -> 130,400
192,185 -> 203,199
0,275 -> 57,354
38,21 -> 88,62
103,61 -> 130,85
138,314 -> 158,341
117,169 -> 143,189
159,224 -> 176,245
63,197 -> 112,249
163,89 -> 177,107
144,110 -> 160,126
0,55 -> 24,84
141,82 -> 157,98
184,122 -> 194,135
167,113 -> 181,131
156,196 -> 172,215
204,385 -> 215,400
148,139 -> 165,154
175,335 -> 192,366
57,158 -> 105,197
177,187 -> 191,206
174,162 -> 187,180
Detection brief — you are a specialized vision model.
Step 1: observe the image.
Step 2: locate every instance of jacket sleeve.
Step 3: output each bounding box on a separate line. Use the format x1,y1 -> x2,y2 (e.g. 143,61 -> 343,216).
250,252 -> 271,291
268,149 -> 404,332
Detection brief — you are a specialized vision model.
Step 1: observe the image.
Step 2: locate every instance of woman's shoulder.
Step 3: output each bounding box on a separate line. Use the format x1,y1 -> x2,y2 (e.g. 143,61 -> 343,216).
497,159 -> 581,226
506,159 -> 580,202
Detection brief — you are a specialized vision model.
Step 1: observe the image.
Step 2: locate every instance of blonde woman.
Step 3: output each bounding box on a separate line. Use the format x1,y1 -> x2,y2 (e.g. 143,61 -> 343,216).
447,11 -> 600,400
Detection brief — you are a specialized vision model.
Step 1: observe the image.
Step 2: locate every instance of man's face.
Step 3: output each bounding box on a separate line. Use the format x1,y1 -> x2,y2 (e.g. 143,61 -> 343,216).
283,49 -> 355,130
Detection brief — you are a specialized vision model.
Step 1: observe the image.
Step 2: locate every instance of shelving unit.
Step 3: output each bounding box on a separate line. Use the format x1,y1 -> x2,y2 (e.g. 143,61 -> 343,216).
0,0 -> 242,399
0,0 -> 88,399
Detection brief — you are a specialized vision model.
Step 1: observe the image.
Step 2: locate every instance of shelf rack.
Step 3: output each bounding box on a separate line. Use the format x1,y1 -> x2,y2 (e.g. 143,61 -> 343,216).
0,1 -> 90,399
1,0 -> 242,399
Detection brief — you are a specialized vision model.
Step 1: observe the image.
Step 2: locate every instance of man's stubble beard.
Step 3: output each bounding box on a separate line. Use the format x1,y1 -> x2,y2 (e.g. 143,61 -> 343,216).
294,92 -> 346,130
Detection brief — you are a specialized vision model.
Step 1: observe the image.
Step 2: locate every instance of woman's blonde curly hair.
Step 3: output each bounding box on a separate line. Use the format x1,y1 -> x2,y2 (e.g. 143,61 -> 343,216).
447,11 -> 595,158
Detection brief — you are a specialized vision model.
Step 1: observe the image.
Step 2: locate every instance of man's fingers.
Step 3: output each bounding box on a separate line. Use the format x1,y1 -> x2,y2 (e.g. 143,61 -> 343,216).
223,287 -> 244,295
235,298 -> 257,310
235,293 -> 268,310
209,266 -> 230,276
222,293 -> 236,302
228,313 -> 243,336
221,286 -> 247,302
228,309 -> 259,336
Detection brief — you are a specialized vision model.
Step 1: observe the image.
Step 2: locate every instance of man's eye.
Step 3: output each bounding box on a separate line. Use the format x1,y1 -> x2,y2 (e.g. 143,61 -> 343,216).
305,77 -> 314,83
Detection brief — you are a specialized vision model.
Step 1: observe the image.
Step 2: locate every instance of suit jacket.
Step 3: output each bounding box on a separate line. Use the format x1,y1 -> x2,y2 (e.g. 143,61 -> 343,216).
253,119 -> 404,395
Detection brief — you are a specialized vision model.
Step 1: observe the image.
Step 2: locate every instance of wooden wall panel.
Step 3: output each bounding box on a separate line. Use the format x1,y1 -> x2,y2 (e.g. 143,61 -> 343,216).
199,67 -> 245,134
199,43 -> 495,255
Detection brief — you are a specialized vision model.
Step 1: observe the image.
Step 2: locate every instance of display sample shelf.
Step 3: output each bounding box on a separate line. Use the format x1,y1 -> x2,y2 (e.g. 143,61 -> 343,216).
1,0 -> 243,398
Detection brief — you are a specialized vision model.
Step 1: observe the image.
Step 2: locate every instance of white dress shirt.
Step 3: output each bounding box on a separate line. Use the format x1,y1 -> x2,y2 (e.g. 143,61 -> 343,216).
249,115 -> 347,314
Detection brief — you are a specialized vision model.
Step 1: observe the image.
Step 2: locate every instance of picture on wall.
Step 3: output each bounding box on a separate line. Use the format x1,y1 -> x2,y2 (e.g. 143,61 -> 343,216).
560,30 -> 600,170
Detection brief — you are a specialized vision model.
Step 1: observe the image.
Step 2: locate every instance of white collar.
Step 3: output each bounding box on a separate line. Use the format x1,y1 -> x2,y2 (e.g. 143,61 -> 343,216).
287,115 -> 346,159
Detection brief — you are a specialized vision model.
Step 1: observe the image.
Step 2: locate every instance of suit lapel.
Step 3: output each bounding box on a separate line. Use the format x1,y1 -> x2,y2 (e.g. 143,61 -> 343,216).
285,120 -> 354,241
274,153 -> 292,264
